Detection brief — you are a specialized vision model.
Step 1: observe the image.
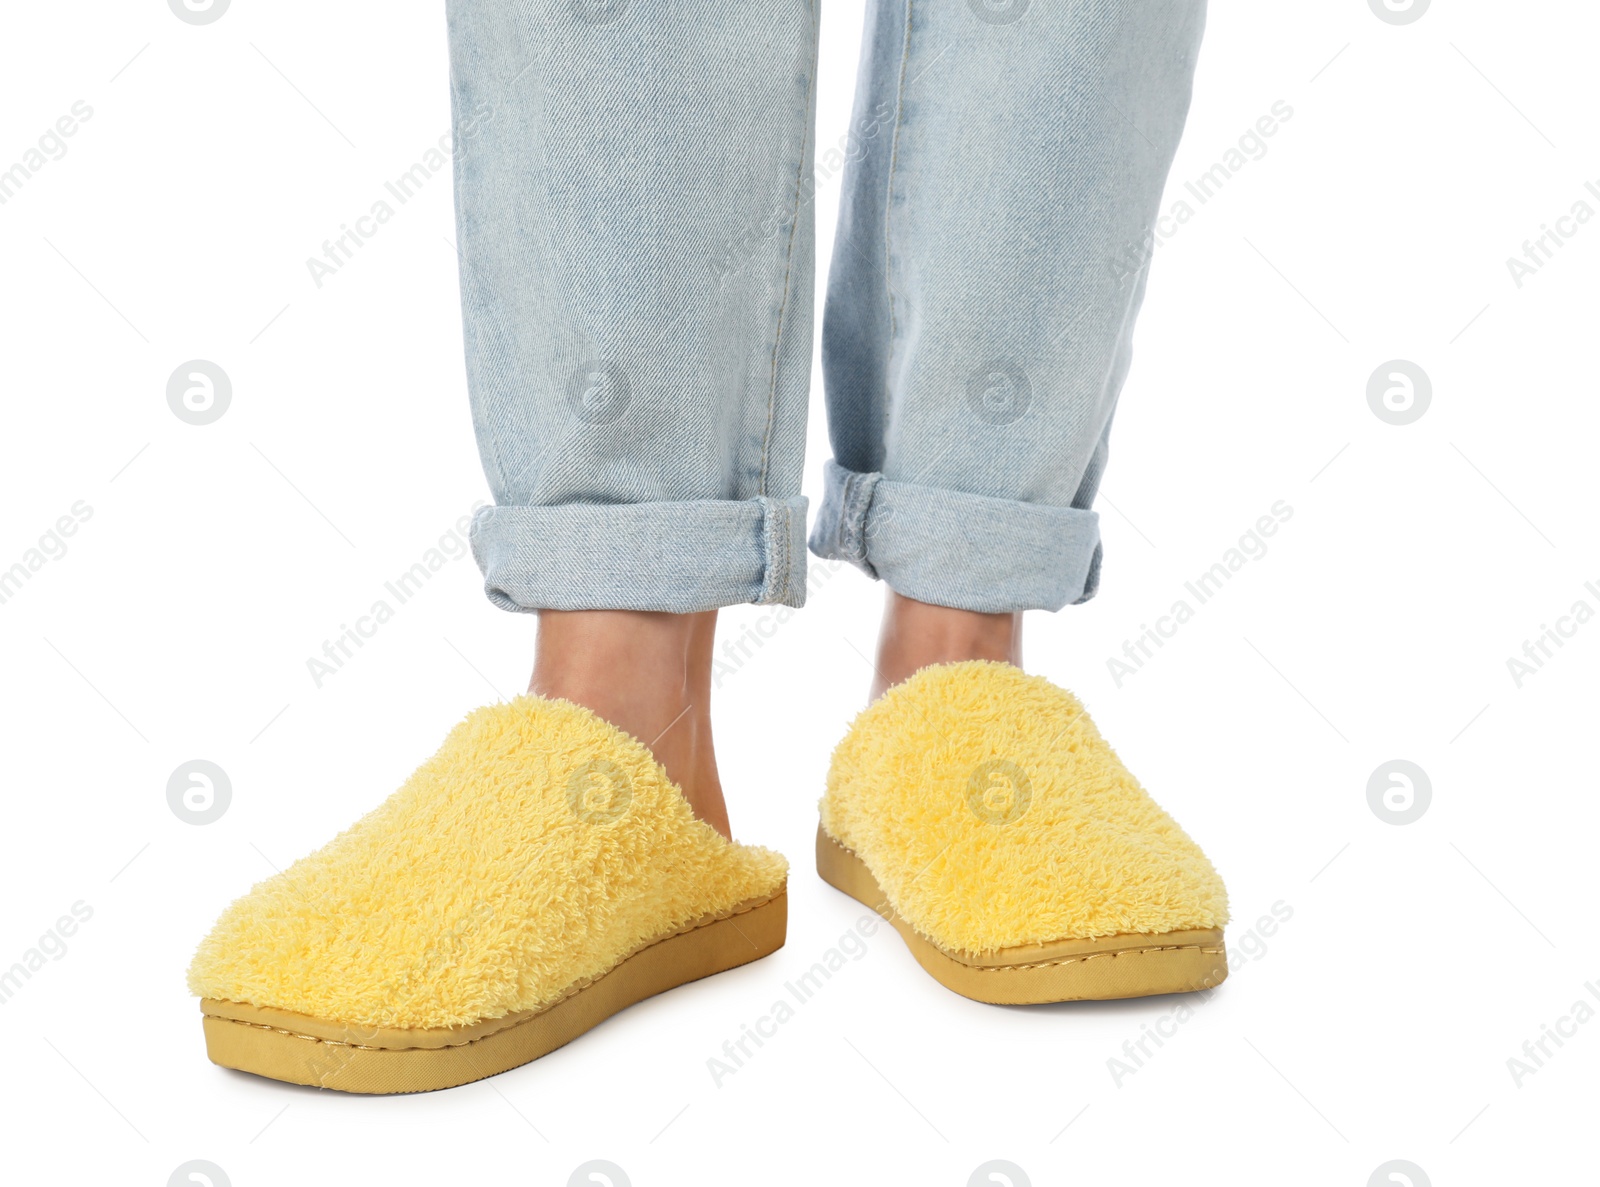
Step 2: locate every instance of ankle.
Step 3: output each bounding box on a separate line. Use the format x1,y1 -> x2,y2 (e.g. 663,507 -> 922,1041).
530,609 -> 729,838
872,590 -> 1022,700
531,609 -> 704,712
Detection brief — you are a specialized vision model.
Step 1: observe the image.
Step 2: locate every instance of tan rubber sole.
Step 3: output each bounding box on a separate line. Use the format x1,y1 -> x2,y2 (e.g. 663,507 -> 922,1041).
200,889 -> 786,1094
815,827 -> 1226,1004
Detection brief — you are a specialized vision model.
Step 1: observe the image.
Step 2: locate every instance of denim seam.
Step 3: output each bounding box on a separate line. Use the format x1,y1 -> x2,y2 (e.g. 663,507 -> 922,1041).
761,498 -> 794,605
841,471 -> 863,561
841,467 -> 882,578
882,0 -> 913,354
775,500 -> 790,604
758,0 -> 819,496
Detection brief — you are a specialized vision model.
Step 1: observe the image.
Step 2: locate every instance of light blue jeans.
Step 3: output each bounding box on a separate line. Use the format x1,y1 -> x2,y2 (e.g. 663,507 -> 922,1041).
446,0 -> 1205,614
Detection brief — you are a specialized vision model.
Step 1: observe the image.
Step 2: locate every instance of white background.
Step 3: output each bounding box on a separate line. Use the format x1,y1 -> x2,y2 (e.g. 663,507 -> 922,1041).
2,1 -> 1596,1184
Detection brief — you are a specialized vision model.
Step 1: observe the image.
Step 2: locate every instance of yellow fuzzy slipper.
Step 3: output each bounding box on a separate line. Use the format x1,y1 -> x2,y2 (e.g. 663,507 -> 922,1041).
188,697 -> 787,1093
817,661 -> 1227,1004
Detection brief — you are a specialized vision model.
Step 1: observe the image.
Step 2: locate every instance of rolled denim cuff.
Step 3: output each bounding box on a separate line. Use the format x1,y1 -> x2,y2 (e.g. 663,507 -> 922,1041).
809,459 -> 1101,612
472,496 -> 809,613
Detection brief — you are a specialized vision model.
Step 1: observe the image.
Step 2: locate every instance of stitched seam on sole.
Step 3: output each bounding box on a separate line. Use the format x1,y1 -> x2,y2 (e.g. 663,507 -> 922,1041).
960,944 -> 1226,974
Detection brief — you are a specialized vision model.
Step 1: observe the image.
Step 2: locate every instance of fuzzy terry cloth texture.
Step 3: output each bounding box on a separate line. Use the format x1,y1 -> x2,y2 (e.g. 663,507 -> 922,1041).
821,661 -> 1228,954
188,697 -> 787,1030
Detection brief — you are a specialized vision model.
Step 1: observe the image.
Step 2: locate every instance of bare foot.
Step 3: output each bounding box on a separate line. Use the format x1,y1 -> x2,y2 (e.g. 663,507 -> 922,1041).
871,589 -> 1022,701
530,609 -> 729,838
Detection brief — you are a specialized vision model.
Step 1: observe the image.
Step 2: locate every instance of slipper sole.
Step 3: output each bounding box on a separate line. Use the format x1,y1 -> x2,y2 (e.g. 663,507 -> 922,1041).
815,826 -> 1226,1004
200,889 -> 786,1094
